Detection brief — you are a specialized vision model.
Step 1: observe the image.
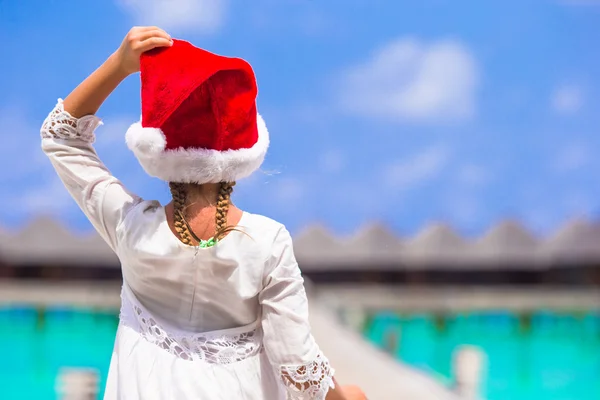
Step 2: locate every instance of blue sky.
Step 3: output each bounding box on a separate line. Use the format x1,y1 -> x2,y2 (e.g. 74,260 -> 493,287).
1,0 -> 599,237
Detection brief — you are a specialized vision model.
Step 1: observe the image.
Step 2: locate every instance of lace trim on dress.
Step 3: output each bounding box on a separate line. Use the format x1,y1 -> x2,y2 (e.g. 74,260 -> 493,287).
119,284 -> 261,364
280,352 -> 336,400
40,99 -> 102,143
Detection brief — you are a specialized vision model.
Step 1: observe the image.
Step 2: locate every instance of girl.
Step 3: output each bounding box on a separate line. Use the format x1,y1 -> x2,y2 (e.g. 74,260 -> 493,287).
41,26 -> 366,400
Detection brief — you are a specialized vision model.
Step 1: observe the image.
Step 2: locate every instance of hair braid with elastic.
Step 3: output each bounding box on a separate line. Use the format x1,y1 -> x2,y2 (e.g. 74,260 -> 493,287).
169,182 -> 193,245
215,181 -> 236,240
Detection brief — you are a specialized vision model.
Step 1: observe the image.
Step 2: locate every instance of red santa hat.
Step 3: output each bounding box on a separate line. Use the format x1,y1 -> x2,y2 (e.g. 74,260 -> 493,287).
125,39 -> 269,184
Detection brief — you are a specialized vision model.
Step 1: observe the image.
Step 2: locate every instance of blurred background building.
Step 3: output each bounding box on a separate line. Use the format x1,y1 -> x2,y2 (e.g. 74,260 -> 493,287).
1,1 -> 599,399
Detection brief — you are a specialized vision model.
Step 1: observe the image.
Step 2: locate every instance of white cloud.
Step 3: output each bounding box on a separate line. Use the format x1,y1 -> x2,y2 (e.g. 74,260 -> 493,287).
551,85 -> 583,115
385,145 -> 450,189
338,38 -> 479,123
117,0 -> 227,34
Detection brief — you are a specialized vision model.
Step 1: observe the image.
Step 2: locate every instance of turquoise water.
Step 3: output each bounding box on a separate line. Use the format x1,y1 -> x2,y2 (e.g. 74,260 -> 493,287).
0,305 -> 118,400
1,305 -> 598,399
364,310 -> 600,399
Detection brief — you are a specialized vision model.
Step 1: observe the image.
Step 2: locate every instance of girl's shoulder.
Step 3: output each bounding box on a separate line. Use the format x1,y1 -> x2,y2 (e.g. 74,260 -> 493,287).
238,211 -> 290,245
240,211 -> 284,232
118,203 -> 293,258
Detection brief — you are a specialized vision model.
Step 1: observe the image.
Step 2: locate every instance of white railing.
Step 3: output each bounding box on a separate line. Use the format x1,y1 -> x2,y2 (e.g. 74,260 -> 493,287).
55,368 -> 100,400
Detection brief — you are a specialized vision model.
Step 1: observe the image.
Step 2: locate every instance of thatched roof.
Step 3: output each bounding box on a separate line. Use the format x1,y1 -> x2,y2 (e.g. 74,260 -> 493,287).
1,216 -> 599,270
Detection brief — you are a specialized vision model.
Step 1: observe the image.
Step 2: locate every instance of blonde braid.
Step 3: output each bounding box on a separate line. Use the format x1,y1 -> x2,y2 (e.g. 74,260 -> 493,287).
169,182 -> 193,245
215,181 -> 236,240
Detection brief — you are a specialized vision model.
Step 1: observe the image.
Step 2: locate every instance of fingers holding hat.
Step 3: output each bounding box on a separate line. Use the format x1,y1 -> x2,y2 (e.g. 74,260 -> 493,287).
136,28 -> 172,48
114,26 -> 173,75
131,27 -> 173,52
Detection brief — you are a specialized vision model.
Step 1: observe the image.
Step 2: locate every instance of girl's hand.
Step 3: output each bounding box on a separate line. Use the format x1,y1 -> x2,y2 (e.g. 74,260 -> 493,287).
114,26 -> 173,75
342,385 -> 368,400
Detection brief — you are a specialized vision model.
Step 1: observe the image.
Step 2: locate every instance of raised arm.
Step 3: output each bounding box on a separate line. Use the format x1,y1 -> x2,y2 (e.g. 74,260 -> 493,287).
40,27 -> 172,251
62,26 -> 172,118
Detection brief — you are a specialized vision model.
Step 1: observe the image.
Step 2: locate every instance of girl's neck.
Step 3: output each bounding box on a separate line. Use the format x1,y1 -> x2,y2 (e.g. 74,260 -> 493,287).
165,201 -> 243,243
178,182 -> 220,212
166,181 -> 242,244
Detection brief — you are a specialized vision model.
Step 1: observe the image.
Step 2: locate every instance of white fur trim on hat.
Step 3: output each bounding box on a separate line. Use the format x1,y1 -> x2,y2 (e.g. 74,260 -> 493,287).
125,115 -> 269,184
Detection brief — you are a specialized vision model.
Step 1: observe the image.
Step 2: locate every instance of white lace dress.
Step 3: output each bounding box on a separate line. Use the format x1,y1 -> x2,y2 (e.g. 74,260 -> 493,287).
40,100 -> 335,400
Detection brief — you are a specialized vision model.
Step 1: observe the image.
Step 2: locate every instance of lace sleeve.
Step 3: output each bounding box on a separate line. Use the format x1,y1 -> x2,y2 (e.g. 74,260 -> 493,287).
280,352 -> 335,400
40,99 -> 141,252
40,99 -> 102,142
260,227 -> 336,400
